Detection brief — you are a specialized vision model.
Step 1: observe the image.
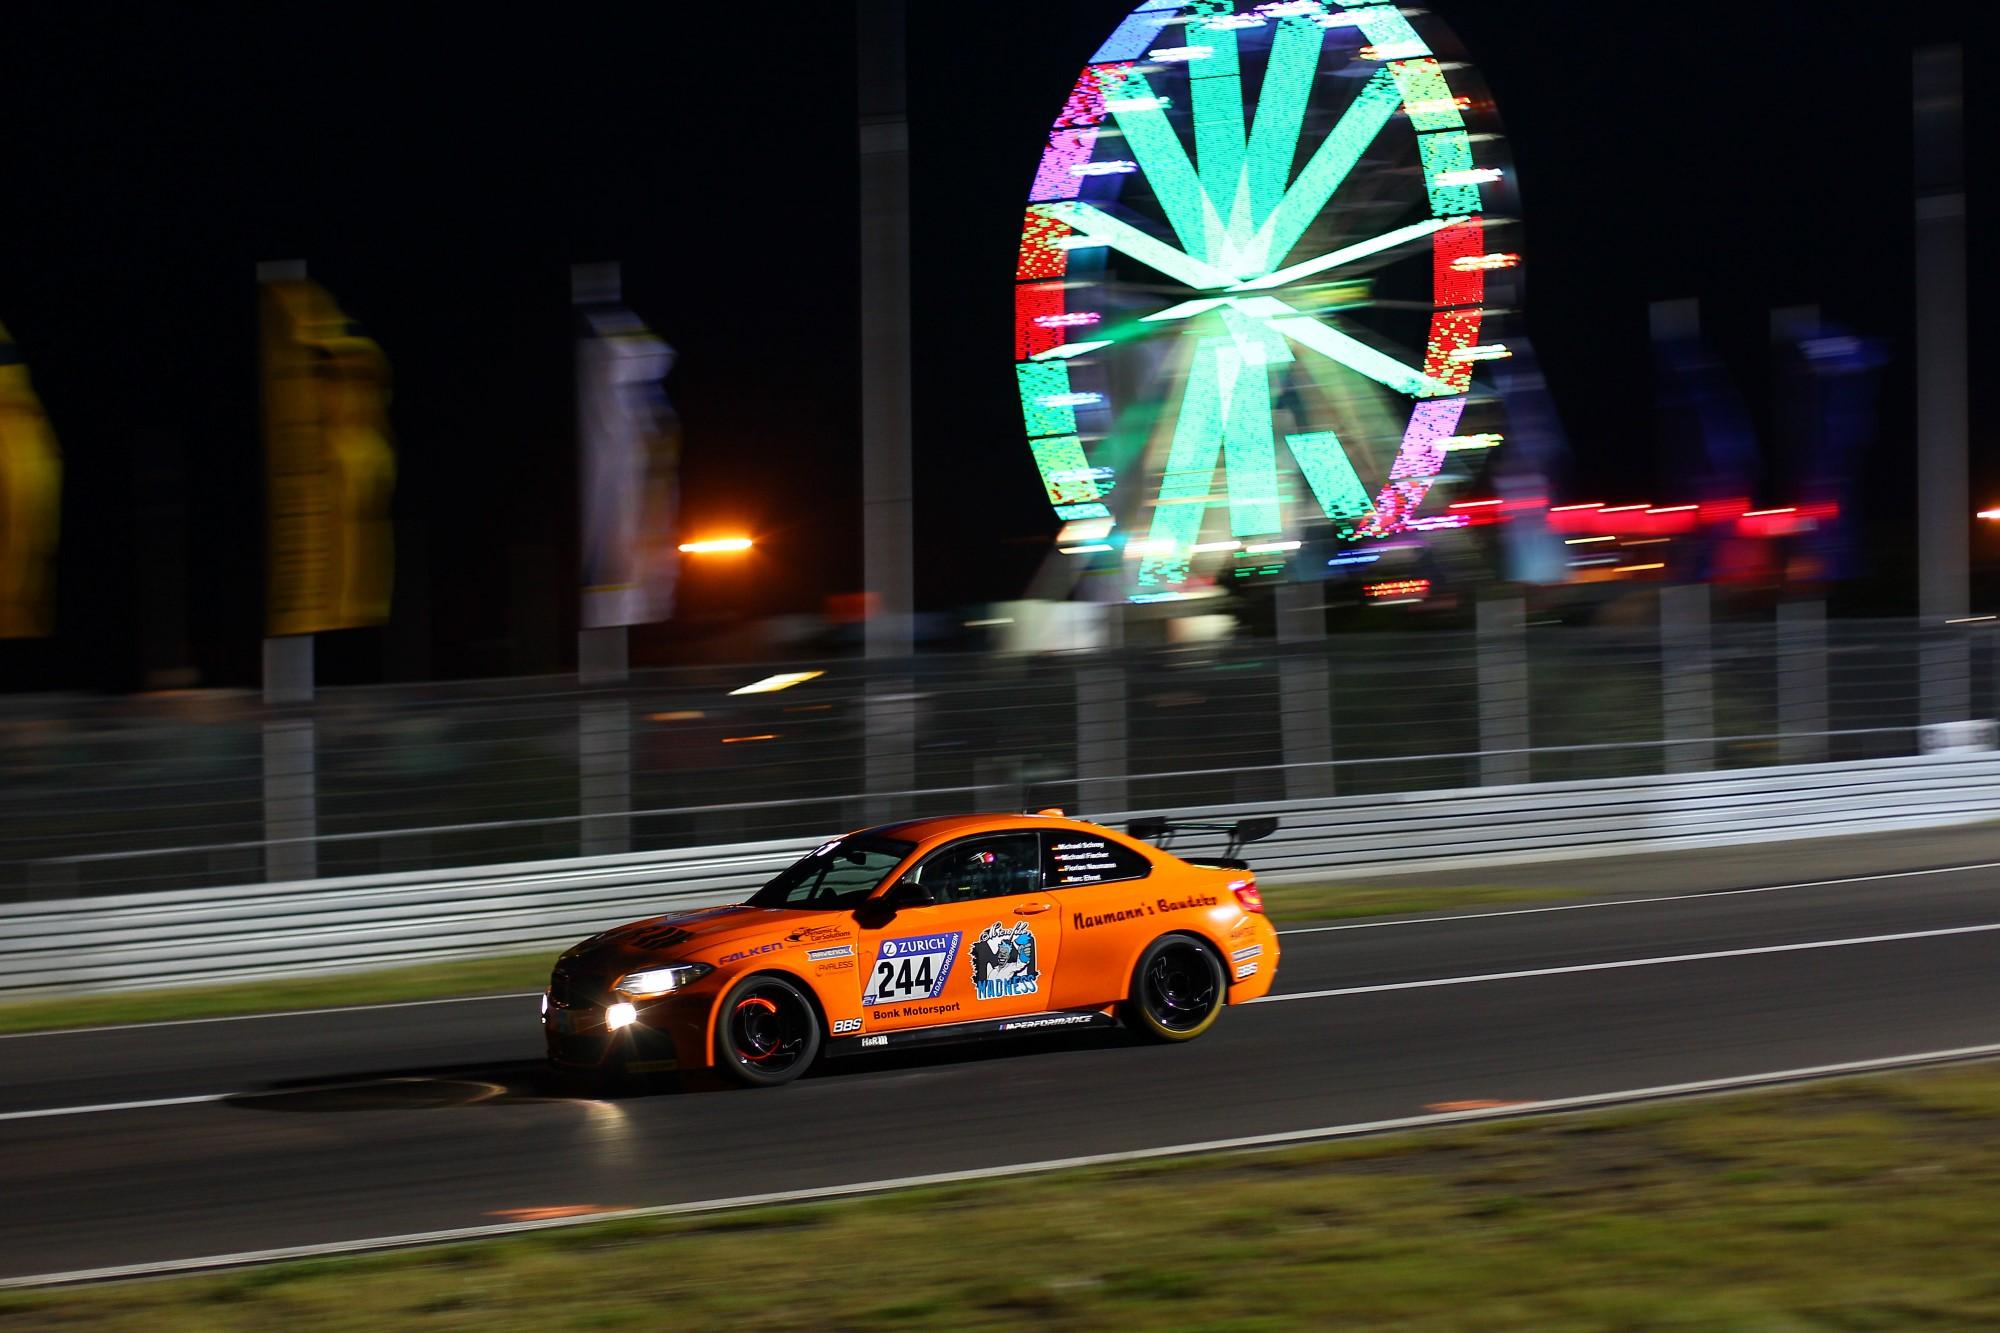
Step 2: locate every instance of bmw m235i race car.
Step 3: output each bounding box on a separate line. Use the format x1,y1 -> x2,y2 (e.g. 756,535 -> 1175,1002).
543,811 -> 1280,1087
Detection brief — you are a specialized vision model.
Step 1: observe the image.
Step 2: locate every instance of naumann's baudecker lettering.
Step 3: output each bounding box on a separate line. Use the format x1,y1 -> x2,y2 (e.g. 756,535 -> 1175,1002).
1075,894 -> 1219,931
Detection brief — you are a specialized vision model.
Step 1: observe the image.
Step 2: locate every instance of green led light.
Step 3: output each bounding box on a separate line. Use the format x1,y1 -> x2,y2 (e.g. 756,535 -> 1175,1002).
1056,502 -> 1112,520
1138,339 -> 1229,587
1253,69 -> 1401,273
1388,58 -> 1464,134
1286,430 -> 1375,522
1032,435 -> 1103,506
1352,4 -> 1432,60
1042,201 -> 1235,291
1244,17 -> 1324,231
1267,315 -> 1457,398
1417,130 -> 1484,216
1103,66 -> 1220,263
1189,26 -> 1247,254
1219,341 -> 1281,538
1016,360 -> 1078,438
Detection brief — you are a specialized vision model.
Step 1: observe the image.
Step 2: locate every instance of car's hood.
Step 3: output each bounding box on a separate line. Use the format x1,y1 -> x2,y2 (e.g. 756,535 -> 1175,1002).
558,903 -> 857,978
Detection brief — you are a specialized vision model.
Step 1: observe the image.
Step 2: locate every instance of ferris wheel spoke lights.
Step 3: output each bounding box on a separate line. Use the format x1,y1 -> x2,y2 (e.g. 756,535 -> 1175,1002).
1014,0 -> 1517,594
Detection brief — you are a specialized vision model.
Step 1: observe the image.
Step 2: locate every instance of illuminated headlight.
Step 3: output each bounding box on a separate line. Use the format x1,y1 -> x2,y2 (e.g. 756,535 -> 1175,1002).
540,992 -> 549,1016
613,963 -> 713,998
606,1002 -> 638,1031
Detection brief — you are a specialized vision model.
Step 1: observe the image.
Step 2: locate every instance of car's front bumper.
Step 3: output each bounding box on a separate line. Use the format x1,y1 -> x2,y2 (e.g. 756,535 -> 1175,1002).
543,990 -> 713,1074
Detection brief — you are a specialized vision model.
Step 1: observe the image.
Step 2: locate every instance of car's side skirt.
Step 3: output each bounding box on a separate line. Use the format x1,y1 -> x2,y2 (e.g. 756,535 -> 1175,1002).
823,1007 -> 1117,1057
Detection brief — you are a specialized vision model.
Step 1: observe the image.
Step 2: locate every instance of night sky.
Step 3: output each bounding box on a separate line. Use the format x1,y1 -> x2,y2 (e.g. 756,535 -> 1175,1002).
0,2 -> 1985,692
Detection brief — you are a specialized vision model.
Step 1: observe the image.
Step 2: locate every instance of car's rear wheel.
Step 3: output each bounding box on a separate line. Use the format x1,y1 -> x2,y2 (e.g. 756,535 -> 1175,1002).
1123,935 -> 1227,1042
715,974 -> 822,1087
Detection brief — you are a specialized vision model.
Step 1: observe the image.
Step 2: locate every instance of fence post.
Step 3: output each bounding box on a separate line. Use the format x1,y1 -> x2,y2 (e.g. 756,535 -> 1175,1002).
579,699 -> 631,857
1077,655 -> 1129,816
262,718 -> 318,882
1477,595 -> 1529,786
1277,581 -> 1335,800
1778,600 -> 1829,764
1661,585 -> 1715,773
863,673 -> 918,825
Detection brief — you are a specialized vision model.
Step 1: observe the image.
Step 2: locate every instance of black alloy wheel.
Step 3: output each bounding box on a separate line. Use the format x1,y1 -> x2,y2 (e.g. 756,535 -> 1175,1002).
1126,935 -> 1227,1042
716,974 -> 822,1087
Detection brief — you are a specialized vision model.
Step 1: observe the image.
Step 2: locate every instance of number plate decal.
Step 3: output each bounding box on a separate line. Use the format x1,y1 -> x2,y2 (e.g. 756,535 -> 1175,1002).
862,932 -> 963,1005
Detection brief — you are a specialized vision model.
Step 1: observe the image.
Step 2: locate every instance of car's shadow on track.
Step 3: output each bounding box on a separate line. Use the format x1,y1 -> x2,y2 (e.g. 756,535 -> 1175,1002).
220,1030 -> 1151,1111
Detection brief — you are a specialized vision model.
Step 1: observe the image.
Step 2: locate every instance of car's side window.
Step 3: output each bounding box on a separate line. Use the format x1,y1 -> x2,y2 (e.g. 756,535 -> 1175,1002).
911,833 -> 1043,904
1043,832 -> 1153,888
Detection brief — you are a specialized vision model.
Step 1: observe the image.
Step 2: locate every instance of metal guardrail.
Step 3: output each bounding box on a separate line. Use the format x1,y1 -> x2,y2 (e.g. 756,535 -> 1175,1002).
6,750 -> 1997,998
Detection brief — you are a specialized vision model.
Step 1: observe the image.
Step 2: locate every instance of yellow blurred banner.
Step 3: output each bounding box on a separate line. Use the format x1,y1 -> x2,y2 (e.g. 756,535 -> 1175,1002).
0,321 -> 61,640
261,279 -> 394,637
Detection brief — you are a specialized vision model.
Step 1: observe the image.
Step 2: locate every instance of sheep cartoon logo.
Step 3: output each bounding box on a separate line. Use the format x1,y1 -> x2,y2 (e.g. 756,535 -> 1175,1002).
970,921 -> 1040,1000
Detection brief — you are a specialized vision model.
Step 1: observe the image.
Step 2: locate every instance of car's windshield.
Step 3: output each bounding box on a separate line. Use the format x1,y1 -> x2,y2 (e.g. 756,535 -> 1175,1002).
746,836 -> 915,911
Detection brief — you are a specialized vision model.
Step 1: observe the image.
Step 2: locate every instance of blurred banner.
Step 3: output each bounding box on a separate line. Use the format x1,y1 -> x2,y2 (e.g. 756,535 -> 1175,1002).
0,321 -> 61,639
577,295 -> 679,629
260,279 -> 395,637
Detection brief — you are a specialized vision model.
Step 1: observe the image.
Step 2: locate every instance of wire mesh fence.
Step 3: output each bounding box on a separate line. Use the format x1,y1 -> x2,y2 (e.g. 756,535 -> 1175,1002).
1,612 -> 1993,901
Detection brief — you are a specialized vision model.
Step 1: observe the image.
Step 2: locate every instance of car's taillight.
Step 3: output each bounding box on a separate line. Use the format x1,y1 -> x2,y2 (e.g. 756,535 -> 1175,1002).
1229,879 -> 1263,913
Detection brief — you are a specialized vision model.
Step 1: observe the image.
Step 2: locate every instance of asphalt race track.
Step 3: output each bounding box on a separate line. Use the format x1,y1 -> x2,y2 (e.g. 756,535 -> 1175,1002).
5,837 -> 1999,1283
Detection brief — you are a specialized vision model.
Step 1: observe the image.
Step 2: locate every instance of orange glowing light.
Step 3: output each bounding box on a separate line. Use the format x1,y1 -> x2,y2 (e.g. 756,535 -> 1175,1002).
1364,578 -> 1432,600
678,537 -> 754,555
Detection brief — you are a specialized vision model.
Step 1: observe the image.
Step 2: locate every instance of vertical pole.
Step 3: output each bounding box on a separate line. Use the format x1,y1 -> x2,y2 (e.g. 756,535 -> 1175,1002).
259,259 -> 318,882
574,263 -> 633,854
859,2 -> 914,658
1076,612 -> 1129,816
1276,581 -> 1335,799
859,0 -> 916,816
262,718 -> 317,883
1477,596 -> 1529,786
1778,600 -> 1829,765
1916,47 -> 1970,726
1661,585 -> 1715,774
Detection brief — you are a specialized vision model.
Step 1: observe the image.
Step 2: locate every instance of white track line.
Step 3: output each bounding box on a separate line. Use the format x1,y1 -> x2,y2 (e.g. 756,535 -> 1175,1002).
8,1040 -> 2000,1290
1276,859 -> 2000,936
1254,920 -> 2000,1004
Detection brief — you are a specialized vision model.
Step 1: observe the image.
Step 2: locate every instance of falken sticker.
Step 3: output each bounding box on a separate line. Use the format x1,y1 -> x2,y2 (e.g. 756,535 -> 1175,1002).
863,932 -> 962,1004
806,945 -> 855,962
971,921 -> 1040,1000
1231,945 -> 1263,962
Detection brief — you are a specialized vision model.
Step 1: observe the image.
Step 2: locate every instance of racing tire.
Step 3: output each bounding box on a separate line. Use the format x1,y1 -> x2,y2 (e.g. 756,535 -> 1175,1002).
1122,934 -> 1227,1043
715,974 -> 822,1088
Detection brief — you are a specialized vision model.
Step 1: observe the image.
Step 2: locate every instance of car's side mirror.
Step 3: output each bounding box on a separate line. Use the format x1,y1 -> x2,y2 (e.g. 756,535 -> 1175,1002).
886,878 -> 935,908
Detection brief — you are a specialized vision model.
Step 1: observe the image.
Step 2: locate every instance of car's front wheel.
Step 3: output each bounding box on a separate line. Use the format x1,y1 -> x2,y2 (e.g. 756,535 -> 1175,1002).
715,974 -> 822,1087
1123,934 -> 1227,1042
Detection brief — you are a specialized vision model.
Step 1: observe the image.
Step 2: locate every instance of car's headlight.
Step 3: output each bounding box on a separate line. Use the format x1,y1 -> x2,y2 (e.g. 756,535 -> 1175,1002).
613,963 -> 713,997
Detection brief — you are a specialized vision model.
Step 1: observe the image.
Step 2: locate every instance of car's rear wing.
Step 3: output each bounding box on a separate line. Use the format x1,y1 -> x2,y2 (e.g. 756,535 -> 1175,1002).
1127,816 -> 1278,869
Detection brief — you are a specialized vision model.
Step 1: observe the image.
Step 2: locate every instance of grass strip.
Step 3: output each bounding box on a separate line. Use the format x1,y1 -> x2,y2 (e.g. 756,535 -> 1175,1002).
0,954 -> 551,1037
7,1060 -> 2000,1328
0,881 -> 1577,1036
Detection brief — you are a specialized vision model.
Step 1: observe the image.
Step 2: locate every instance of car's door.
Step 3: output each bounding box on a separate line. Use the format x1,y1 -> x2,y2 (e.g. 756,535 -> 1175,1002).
854,831 -> 1063,1032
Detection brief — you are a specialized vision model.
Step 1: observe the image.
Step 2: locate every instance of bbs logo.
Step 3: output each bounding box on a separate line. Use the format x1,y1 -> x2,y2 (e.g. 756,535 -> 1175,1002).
831,1018 -> 862,1035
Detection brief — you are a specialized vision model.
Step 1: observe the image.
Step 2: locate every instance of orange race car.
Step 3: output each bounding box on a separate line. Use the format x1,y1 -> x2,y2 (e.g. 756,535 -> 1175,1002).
542,812 -> 1281,1087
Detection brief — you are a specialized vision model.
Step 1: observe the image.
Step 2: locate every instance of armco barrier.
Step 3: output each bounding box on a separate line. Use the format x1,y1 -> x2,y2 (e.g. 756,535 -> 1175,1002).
4,751 -> 1997,997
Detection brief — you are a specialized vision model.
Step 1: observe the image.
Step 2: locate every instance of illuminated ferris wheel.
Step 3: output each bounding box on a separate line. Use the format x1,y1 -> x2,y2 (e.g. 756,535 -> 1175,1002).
1013,0 -> 1521,598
